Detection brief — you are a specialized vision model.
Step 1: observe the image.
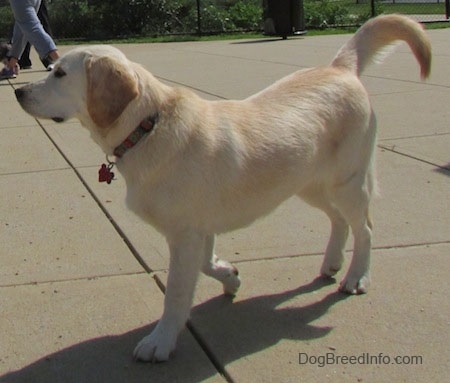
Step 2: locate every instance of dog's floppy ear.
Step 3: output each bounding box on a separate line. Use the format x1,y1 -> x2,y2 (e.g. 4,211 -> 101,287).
86,55 -> 139,129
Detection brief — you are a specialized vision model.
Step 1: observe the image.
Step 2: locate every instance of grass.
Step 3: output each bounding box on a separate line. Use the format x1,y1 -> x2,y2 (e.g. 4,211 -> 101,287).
56,18 -> 447,46
2,1 -> 444,46
55,32 -> 264,45
55,29 -> 365,46
425,21 -> 450,29
378,3 -> 446,15
341,1 -> 447,15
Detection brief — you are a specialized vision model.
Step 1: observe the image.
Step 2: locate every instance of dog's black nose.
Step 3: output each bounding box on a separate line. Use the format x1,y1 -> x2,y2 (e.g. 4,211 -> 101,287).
15,87 -> 25,101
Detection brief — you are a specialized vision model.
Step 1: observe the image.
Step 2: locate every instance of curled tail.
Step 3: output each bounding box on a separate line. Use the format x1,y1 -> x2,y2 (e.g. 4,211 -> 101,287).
331,14 -> 431,79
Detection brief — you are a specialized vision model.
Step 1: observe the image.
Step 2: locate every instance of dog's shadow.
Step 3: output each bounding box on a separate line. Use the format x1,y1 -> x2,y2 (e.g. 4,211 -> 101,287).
1,277 -> 348,383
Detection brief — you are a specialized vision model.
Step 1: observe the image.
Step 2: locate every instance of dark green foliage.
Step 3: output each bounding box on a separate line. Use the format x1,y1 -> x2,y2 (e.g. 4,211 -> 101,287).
44,0 -> 263,39
0,0 -> 445,40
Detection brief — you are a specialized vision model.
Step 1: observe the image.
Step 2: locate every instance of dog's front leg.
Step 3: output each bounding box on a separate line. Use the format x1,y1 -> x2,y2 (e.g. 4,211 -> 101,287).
202,234 -> 241,295
134,230 -> 205,362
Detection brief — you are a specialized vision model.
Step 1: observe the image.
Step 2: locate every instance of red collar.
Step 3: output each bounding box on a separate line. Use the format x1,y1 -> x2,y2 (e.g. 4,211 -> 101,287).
98,115 -> 157,184
113,115 -> 157,158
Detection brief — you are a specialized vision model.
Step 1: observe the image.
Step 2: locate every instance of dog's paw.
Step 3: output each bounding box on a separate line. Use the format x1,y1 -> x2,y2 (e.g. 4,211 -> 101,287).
320,251 -> 344,278
339,273 -> 370,295
205,257 -> 241,296
223,266 -> 241,296
133,324 -> 178,363
320,262 -> 341,278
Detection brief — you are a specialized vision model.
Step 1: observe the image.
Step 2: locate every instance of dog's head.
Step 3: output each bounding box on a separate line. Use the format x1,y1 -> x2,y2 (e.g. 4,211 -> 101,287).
15,45 -> 140,133
0,42 -> 11,64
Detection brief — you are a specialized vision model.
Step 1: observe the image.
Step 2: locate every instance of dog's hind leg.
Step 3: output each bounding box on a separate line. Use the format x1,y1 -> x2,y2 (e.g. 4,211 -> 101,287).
202,234 -> 241,296
299,186 -> 350,278
330,173 -> 373,295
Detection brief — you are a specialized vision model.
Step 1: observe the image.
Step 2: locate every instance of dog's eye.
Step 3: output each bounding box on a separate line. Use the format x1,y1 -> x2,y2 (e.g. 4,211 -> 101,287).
54,68 -> 66,78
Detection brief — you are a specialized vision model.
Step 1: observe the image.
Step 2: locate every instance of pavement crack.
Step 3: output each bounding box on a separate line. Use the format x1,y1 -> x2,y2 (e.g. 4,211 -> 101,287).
151,273 -> 235,382
186,321 -> 236,383
378,144 -> 449,171
155,75 -> 227,100
0,271 -> 148,289
230,241 -> 450,266
26,115 -> 154,275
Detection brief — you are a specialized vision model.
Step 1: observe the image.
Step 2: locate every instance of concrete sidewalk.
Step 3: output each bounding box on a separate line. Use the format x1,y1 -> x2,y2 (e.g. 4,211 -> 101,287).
0,28 -> 449,383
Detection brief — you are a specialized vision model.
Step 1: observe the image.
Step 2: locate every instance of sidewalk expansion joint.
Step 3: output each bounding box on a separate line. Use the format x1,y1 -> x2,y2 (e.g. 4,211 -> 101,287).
378,131 -> 450,142
172,47 -> 306,70
152,273 -> 235,383
0,166 -> 71,177
155,75 -> 227,100
230,240 -> 450,266
0,270 -> 148,289
364,74 -> 450,89
378,144 -> 450,171
8,80 -> 153,274
29,116 -> 154,275
373,240 -> 450,252
186,321 -> 236,383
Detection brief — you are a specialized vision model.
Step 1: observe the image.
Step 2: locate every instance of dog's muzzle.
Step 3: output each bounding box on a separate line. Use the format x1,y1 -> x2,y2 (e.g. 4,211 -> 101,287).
15,87 -> 65,123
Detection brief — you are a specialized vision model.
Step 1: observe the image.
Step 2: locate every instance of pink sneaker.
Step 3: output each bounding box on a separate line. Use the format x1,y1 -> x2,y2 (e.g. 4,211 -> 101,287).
0,66 -> 17,80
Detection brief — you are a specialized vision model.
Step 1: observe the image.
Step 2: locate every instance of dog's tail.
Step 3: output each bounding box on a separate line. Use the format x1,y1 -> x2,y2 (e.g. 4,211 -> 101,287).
331,14 -> 431,79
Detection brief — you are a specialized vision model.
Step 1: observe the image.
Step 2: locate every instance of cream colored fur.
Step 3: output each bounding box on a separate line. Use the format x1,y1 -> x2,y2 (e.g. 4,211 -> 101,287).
15,15 -> 431,362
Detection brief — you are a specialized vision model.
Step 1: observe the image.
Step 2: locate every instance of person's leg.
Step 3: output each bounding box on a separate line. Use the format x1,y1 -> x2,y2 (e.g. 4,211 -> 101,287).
38,0 -> 54,68
9,0 -> 58,63
38,0 -> 53,36
19,42 -> 32,68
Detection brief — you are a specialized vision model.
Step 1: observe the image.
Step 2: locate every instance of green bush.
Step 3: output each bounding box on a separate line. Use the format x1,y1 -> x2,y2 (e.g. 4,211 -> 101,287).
47,0 -> 263,39
304,0 -> 349,28
200,4 -> 234,31
196,0 -> 261,33
147,0 -> 191,35
228,2 -> 262,30
0,5 -> 13,39
49,0 -> 94,39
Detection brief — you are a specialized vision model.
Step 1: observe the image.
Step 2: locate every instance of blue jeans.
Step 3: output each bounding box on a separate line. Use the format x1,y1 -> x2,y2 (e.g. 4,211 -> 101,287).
9,0 -> 56,60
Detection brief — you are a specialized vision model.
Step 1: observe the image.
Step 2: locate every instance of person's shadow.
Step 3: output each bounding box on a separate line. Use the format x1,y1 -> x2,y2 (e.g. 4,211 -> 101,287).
1,277 -> 348,383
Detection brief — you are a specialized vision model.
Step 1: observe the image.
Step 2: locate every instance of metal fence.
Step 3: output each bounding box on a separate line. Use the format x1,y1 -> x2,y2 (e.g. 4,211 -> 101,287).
0,0 -> 448,41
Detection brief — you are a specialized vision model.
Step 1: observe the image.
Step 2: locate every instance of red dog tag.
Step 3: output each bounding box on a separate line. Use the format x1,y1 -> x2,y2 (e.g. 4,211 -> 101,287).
98,163 -> 115,184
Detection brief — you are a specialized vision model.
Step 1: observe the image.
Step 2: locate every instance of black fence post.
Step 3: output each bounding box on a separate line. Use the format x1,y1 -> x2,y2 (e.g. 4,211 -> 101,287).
371,0 -> 376,18
196,0 -> 202,35
446,0 -> 450,20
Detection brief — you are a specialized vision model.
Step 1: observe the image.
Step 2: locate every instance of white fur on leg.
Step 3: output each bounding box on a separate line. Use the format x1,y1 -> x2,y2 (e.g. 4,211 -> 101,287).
216,257 -> 241,295
203,254 -> 241,295
202,235 -> 241,295
134,231 -> 205,362
339,224 -> 372,294
133,319 -> 178,362
320,227 -> 347,277
205,256 -> 241,295
339,272 -> 371,294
